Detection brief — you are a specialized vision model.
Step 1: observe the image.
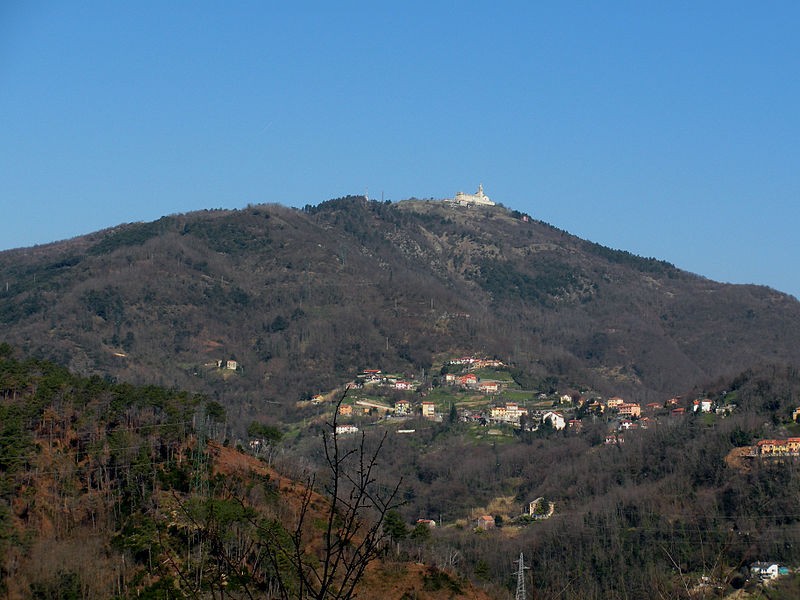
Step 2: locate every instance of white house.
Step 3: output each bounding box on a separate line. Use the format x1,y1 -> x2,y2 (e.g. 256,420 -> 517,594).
479,381 -> 500,394
542,411 -> 565,431
750,562 -> 781,580
335,425 -> 359,435
693,399 -> 713,412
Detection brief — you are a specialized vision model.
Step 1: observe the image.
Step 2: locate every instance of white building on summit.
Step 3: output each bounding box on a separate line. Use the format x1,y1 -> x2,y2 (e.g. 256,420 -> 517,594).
452,184 -> 495,206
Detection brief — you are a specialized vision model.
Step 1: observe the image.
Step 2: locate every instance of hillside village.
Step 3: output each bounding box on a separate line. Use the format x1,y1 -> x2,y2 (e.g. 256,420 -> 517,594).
293,354 -> 800,589
305,353 -> 733,442
288,353 -> 800,476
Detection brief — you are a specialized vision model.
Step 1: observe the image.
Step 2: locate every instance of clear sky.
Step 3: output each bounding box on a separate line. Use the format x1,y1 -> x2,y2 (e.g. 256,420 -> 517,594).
1,2 -> 798,298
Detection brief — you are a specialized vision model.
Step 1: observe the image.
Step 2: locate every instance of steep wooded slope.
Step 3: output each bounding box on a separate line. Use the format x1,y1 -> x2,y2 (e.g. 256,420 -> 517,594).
0,349 -> 493,599
1,197 -> 798,421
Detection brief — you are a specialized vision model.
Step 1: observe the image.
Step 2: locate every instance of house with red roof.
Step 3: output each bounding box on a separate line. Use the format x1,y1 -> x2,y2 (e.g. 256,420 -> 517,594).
458,373 -> 478,387
478,381 -> 500,394
757,438 -> 800,455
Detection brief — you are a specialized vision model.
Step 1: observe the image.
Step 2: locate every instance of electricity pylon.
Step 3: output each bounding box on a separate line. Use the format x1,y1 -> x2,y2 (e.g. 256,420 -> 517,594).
515,552 -> 530,600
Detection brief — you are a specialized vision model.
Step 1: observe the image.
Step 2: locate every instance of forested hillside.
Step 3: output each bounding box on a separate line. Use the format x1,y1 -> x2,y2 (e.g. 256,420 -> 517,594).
1,197 -> 799,432
0,346 -> 495,599
4,349 -> 800,598
358,363 -> 800,598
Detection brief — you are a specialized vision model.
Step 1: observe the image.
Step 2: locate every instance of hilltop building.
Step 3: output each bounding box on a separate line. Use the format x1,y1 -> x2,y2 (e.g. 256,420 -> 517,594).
451,184 -> 495,206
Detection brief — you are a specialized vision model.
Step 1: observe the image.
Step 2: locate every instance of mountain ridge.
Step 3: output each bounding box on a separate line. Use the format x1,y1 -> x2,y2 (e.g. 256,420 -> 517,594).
1,196 -> 798,424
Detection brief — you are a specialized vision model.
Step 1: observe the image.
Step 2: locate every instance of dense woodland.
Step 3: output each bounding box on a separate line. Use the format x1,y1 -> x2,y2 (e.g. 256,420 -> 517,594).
3,344 -> 800,599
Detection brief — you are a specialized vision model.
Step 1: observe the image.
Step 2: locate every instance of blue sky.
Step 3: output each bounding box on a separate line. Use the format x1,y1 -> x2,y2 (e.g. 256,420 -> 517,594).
1,2 -> 798,298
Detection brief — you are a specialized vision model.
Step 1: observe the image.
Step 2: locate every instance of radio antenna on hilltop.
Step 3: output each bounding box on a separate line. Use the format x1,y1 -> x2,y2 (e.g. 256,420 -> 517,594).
514,552 -> 530,600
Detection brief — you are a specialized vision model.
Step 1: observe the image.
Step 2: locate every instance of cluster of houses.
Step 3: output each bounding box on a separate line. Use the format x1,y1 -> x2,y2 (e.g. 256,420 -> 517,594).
446,356 -> 505,369
331,358 -> 741,448
754,407 -> 800,455
600,396 -> 718,444
354,369 -> 421,392
442,372 -> 505,393
442,357 -> 506,393
339,362 -> 730,443
353,361 -> 509,396
755,437 -> 800,456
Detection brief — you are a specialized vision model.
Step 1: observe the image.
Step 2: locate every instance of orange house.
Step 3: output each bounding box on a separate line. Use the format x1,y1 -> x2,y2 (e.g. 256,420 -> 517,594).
758,438 -> 800,455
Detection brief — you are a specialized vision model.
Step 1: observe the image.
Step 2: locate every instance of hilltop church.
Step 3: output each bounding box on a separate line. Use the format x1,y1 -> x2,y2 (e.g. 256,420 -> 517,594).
451,184 -> 495,206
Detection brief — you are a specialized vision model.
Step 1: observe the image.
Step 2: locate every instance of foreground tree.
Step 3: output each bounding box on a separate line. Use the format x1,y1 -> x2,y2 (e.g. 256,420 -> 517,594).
161,391 -> 402,599
267,393 -> 402,599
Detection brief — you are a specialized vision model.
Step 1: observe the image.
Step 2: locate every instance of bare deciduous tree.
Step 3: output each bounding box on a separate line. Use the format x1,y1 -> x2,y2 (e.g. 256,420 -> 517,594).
162,390 -> 402,599
267,391 -> 403,599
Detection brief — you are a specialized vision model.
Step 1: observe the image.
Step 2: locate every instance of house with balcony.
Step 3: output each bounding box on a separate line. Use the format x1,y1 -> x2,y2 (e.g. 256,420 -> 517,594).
618,403 -> 641,418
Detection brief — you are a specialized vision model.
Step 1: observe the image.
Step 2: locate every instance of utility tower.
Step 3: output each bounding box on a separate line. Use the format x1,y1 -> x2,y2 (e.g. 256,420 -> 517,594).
514,552 -> 530,600
192,408 -> 209,497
